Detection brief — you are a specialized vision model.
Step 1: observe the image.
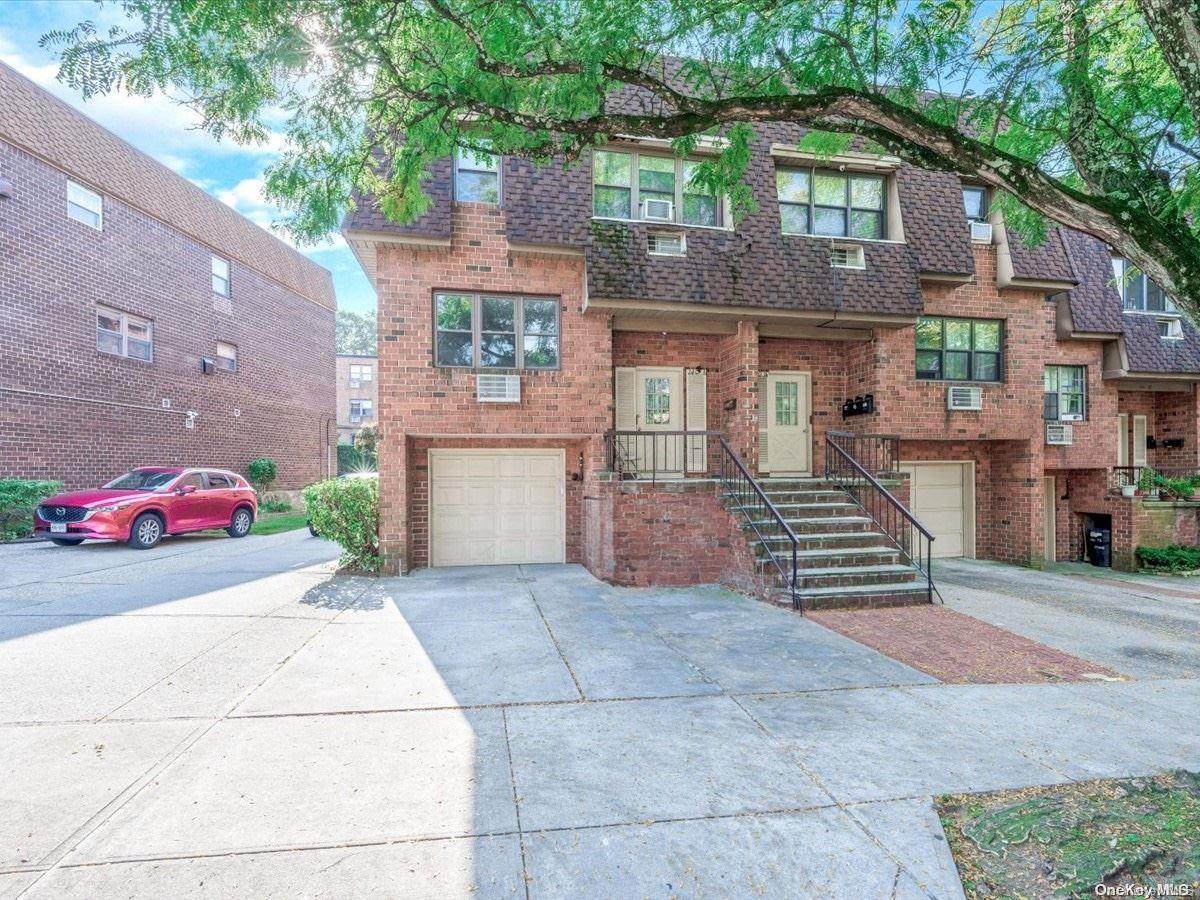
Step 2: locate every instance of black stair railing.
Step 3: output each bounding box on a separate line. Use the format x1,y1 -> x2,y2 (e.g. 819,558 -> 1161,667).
718,438 -> 800,611
824,431 -> 936,603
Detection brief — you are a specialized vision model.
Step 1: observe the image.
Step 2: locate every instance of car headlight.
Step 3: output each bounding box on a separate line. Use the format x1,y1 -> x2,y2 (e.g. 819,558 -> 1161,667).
97,503 -> 132,512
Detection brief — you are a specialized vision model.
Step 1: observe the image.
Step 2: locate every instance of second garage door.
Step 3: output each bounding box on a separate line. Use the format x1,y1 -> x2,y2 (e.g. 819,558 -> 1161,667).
899,461 -> 974,558
430,450 -> 565,566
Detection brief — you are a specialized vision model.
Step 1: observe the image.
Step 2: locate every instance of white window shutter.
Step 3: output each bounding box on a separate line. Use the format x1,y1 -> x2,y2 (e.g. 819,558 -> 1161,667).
757,373 -> 769,473
1132,415 -> 1148,467
614,367 -> 637,430
685,369 -> 707,472
1116,413 -> 1128,467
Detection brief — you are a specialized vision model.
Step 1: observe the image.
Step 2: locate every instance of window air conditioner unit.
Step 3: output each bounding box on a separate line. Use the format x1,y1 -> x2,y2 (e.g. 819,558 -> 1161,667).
349,379 -> 361,388
648,231 -> 686,256
640,198 -> 674,222
830,245 -> 866,269
946,385 -> 983,411
477,373 -> 521,403
970,221 -> 993,243
1046,422 -> 1074,445
1060,412 -> 1084,422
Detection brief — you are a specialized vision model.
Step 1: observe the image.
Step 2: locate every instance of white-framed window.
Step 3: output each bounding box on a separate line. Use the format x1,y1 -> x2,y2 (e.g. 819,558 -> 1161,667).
67,180 -> 103,230
349,363 -> 373,383
1158,318 -> 1183,339
454,146 -> 500,204
216,341 -> 237,372
962,185 -> 988,222
96,306 -> 153,361
592,149 -> 721,227
212,256 -> 230,296
1112,257 -> 1177,313
349,399 -> 374,422
434,292 -> 560,370
777,167 -> 886,239
1044,365 -> 1086,420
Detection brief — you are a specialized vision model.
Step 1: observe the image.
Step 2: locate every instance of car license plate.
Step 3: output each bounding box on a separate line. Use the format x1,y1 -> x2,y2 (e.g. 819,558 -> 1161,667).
50,523 -> 67,534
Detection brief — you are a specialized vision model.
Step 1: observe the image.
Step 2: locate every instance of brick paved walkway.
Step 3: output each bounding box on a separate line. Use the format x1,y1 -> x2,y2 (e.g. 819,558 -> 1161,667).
810,605 -> 1124,683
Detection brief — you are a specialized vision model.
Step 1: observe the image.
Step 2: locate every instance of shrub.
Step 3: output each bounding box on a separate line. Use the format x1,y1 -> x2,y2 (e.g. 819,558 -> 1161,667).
0,479 -> 63,540
1136,545 -> 1200,572
246,457 -> 278,493
337,444 -> 376,475
303,476 -> 381,572
354,424 -> 379,456
259,496 -> 292,514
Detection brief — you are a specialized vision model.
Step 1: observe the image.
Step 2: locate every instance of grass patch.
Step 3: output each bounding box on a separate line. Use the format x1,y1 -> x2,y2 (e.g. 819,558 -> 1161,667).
250,511 -> 309,536
938,771 -> 1200,898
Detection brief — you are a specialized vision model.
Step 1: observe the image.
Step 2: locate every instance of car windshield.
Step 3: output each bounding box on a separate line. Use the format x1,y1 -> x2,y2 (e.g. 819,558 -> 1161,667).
103,470 -> 181,491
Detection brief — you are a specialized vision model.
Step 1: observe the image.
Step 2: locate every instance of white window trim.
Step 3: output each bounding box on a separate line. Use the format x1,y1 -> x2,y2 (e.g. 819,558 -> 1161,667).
776,165 -> 888,240
212,256 -> 231,297
349,364 -> 373,382
349,399 -> 374,422
96,305 -> 153,362
592,148 -> 728,228
453,147 -> 501,204
67,180 -> 103,230
1044,365 -> 1086,421
434,292 -> 561,371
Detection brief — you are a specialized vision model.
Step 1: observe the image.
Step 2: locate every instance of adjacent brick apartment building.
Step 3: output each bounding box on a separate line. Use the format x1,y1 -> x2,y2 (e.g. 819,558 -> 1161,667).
344,81 -> 1200,598
335,355 -> 378,445
0,62 -> 336,491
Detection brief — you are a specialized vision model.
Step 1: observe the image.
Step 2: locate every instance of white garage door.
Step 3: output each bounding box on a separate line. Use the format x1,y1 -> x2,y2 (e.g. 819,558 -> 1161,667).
900,462 -> 973,558
430,450 -> 565,566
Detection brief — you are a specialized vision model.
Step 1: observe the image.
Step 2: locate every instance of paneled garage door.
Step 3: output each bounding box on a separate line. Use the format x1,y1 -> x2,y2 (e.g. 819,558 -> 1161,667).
429,450 -> 565,566
899,461 -> 974,558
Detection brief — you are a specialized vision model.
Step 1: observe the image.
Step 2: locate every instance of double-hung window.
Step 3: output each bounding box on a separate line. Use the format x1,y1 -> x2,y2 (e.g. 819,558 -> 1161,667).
1044,366 -> 1085,421
592,149 -> 721,226
434,293 -> 560,370
67,180 -> 103,230
96,306 -> 153,361
216,341 -> 237,372
212,256 -> 231,296
915,317 -> 1002,382
776,167 -> 885,239
349,399 -> 373,422
1112,257 -> 1177,313
454,147 -> 499,204
349,364 -> 372,383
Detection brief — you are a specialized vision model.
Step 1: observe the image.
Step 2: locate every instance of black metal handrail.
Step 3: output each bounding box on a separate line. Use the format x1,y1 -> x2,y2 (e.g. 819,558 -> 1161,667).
824,431 -> 936,603
826,431 -> 900,474
1111,465 -> 1200,493
604,430 -> 722,482
718,438 -> 800,611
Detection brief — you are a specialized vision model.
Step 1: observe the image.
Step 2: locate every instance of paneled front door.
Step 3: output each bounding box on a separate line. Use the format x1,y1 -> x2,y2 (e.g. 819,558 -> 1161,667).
765,372 -> 811,475
635,367 -> 684,475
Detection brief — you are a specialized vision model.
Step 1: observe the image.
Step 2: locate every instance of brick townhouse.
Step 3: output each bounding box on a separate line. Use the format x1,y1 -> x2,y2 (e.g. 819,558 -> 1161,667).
335,354 -> 379,445
344,81 -> 1200,604
0,62 -> 336,491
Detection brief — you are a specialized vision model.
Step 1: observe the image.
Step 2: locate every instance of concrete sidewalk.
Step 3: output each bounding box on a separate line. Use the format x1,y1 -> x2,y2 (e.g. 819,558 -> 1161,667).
2,537 -> 1197,898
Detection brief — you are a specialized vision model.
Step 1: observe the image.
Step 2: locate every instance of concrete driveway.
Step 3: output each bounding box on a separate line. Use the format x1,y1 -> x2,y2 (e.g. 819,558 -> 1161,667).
1,533 -> 1197,898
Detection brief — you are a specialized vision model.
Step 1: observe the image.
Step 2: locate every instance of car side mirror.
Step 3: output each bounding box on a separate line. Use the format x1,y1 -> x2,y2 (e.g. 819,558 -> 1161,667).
176,484 -> 197,495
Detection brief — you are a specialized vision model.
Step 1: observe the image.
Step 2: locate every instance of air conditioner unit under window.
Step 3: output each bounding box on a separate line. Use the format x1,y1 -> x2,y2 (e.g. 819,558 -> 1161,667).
477,373 -> 521,403
830,245 -> 866,269
640,198 -> 674,222
970,221 -> 993,243
947,385 -> 983,411
349,379 -> 361,388
1046,422 -> 1074,445
648,231 -> 686,256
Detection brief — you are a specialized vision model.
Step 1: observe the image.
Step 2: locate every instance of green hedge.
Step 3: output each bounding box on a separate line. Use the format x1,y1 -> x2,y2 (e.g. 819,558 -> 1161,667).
337,444 -> 376,476
0,479 -> 63,541
1136,544 -> 1200,572
303,477 -> 381,572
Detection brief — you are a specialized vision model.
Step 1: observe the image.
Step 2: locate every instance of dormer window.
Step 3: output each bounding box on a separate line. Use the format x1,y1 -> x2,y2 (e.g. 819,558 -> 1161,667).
454,147 -> 499,204
592,149 -> 721,227
776,168 -> 885,239
1112,257 -> 1177,313
962,186 -> 988,222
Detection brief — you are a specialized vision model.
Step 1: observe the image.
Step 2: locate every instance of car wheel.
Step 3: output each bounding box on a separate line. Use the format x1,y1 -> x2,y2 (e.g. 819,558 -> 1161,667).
227,507 -> 253,538
128,512 -> 164,549
49,537 -> 84,546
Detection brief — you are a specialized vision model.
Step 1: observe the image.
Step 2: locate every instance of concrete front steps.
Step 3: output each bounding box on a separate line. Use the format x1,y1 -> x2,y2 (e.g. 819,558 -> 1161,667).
725,477 -> 931,611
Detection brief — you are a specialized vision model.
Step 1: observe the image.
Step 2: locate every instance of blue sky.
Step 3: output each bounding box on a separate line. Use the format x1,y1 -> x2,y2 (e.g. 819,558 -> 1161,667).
0,1 -> 376,314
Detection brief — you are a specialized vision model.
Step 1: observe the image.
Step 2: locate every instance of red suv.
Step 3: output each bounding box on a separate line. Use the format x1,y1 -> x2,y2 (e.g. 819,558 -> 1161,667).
34,467 -> 258,549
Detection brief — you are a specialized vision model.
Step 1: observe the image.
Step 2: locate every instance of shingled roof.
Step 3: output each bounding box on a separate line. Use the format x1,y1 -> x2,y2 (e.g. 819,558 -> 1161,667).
0,61 -> 334,310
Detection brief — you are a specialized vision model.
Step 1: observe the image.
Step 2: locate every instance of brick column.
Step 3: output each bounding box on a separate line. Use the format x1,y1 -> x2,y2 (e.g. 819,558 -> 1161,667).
990,438 -> 1045,566
718,321 -> 761,469
376,429 -> 408,574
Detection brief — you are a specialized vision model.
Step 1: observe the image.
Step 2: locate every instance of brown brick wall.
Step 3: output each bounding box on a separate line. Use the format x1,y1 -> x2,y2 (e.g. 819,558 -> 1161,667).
0,139 -> 335,490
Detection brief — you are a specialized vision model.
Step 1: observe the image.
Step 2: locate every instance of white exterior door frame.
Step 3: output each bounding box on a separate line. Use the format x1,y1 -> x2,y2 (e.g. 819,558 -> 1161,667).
762,370 -> 812,476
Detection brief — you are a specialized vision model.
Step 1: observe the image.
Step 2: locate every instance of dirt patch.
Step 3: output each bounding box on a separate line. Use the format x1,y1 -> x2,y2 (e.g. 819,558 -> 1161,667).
810,605 -> 1123,683
938,771 -> 1200,898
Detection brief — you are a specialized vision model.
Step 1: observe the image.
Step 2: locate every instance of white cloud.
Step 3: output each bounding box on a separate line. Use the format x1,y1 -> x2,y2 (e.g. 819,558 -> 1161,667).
216,177 -> 344,253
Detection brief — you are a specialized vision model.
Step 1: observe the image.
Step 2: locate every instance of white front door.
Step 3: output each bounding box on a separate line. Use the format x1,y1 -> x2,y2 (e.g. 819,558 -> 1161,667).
429,450 -> 565,566
635,367 -> 684,475
765,372 -> 811,475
